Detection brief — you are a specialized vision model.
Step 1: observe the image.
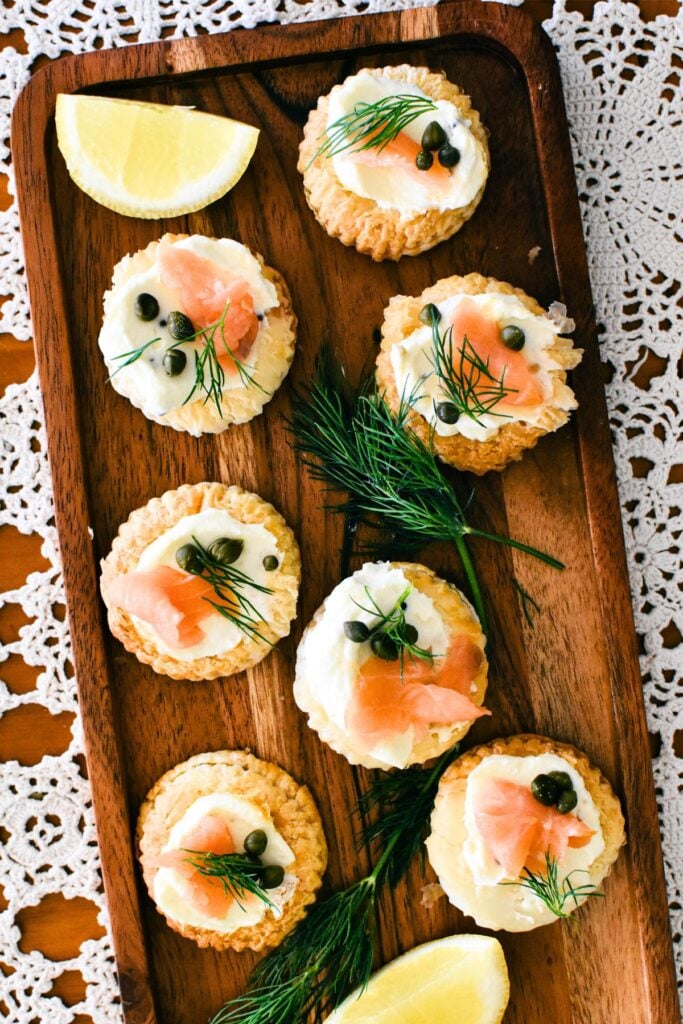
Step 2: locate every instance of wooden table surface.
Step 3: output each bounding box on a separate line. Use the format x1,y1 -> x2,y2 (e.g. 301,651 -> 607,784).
0,2 -> 677,1019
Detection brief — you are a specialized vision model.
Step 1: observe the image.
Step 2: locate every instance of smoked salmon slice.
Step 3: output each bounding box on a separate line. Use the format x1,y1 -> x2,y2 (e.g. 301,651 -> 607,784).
449,299 -> 545,409
107,565 -> 226,649
350,129 -> 452,188
158,812 -> 237,917
473,777 -> 595,878
158,241 -> 259,363
345,635 -> 488,747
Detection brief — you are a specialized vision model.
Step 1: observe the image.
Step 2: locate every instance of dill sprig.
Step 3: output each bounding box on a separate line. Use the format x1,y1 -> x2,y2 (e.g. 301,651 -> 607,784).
311,93 -> 437,165
512,577 -> 541,627
188,535 -> 274,645
289,348 -> 563,635
210,744 -> 457,1024
427,308 -> 517,424
352,583 -> 435,678
112,303 -> 266,419
501,852 -> 603,919
183,850 -> 276,911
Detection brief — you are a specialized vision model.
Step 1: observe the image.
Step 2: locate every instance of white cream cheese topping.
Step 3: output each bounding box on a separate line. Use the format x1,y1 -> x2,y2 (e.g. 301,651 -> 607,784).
389,292 -> 573,442
153,792 -> 296,934
428,753 -> 605,931
295,562 -> 450,768
327,72 -> 488,213
99,236 -> 279,417
133,508 -> 281,660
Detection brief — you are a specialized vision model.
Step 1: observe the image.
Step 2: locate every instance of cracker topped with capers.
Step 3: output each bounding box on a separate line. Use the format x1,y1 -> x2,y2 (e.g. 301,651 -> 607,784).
377,273 -> 583,475
99,482 -> 301,681
98,232 -> 297,434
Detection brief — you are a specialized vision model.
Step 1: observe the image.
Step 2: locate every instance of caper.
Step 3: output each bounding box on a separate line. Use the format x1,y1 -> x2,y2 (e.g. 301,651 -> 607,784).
501,325 -> 525,351
244,828 -> 268,857
176,543 -> 203,575
421,120 -> 447,152
134,293 -> 159,321
396,622 -> 418,645
263,555 -> 279,572
167,310 -> 195,341
208,537 -> 243,565
547,770 -> 573,792
344,620 -> 370,643
530,774 -> 561,807
162,348 -> 187,377
260,864 -> 285,889
557,788 -> 578,815
435,402 -> 460,425
419,302 -> 441,326
437,143 -> 461,169
371,632 -> 399,661
415,149 -> 434,172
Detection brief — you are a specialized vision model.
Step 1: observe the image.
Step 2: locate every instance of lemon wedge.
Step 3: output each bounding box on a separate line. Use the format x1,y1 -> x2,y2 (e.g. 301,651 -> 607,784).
326,934 -> 509,1024
55,95 -> 259,218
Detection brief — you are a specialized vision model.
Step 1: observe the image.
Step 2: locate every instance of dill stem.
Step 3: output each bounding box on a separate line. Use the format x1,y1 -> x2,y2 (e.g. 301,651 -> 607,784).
464,527 -> 565,570
454,532 -> 489,635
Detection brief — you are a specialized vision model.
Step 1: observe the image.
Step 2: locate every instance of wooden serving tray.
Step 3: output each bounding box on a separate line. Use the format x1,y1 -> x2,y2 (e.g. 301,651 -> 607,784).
12,4 -> 679,1023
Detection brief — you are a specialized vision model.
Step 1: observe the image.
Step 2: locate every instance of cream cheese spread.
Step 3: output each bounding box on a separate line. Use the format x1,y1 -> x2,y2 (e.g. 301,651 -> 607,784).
327,72 -> 488,213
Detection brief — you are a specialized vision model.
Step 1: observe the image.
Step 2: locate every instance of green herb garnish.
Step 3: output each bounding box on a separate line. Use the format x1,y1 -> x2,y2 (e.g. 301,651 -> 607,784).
512,577 -> 541,627
310,93 -> 437,166
352,583 -> 435,679
183,850 -> 276,911
289,348 -> 563,635
209,745 -> 458,1024
501,852 -> 603,919
112,302 -> 267,418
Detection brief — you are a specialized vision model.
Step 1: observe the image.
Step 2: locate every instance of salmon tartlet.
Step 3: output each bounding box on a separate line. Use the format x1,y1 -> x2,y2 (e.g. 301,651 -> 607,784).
377,273 -> 583,474
426,734 -> 626,931
293,561 -> 489,770
137,750 -> 327,950
100,482 -> 300,681
298,66 -> 490,261
98,233 -> 297,434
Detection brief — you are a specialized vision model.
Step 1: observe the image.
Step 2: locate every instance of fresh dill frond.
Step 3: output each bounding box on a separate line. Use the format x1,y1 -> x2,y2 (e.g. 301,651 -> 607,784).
352,584 -> 436,679
189,535 -> 274,645
110,336 -> 160,373
183,850 -> 275,911
428,311 -> 517,424
289,347 -> 564,635
356,743 -> 460,888
512,577 -> 541,627
311,93 -> 437,165
501,852 -> 604,919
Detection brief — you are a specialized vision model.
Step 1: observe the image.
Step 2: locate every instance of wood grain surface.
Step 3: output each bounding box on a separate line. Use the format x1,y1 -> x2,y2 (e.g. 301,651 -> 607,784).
9,4 -> 679,1024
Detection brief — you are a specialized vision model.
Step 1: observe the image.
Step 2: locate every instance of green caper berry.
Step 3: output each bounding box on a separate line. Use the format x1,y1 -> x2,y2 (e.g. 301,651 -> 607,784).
435,402 -> 460,425
547,770 -> 573,792
501,325 -> 526,351
263,555 -> 279,572
371,632 -> 399,661
437,143 -> 461,169
419,302 -> 441,326
557,788 -> 578,815
344,620 -> 370,643
396,622 -> 419,645
421,120 -> 447,152
244,829 -> 268,857
175,543 -> 203,575
415,149 -> 434,172
208,537 -> 243,565
167,310 -> 195,340
530,774 -> 561,807
260,864 -> 285,889
162,348 -> 187,377
134,293 -> 160,321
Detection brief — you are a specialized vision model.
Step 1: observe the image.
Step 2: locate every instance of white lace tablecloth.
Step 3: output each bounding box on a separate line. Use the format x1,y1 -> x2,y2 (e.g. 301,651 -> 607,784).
0,1 -> 681,1020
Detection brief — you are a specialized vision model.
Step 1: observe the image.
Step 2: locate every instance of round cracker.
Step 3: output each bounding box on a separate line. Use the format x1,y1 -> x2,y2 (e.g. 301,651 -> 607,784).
427,733 -> 626,931
377,273 -> 583,475
100,232 -> 297,435
298,66 -> 490,262
137,750 -> 327,951
293,561 -> 488,770
100,482 -> 301,681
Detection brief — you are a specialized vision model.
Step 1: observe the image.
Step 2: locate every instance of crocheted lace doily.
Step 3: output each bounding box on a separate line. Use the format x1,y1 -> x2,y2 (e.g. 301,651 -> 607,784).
0,1 -> 681,1020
